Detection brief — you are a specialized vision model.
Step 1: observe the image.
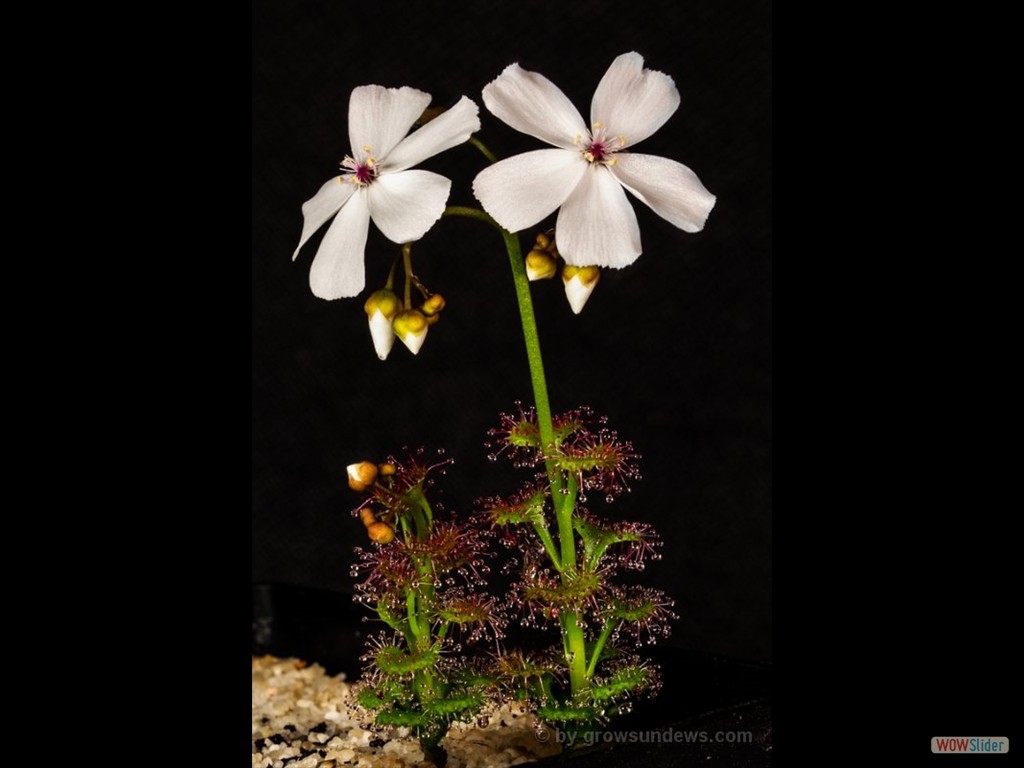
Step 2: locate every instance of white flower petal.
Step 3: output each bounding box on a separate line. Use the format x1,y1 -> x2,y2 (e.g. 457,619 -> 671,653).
590,52 -> 680,147
564,273 -> 599,315
472,149 -> 585,232
367,170 -> 451,243
368,310 -> 396,360
482,64 -> 588,150
308,190 -> 370,300
610,153 -> 716,233
384,96 -> 481,173
348,85 -> 432,161
293,177 -> 356,260
555,167 -> 641,268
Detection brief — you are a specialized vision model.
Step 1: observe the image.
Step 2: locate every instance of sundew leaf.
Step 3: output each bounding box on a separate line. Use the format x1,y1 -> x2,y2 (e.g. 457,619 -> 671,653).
374,645 -> 440,675
590,664 -> 650,702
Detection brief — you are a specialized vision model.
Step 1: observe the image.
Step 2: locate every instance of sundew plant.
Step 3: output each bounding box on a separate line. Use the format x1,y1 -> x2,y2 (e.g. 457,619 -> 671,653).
292,52 -> 715,762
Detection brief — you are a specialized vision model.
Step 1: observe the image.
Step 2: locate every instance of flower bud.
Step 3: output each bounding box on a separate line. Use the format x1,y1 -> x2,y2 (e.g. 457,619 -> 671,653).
525,249 -> 558,281
562,265 -> 601,314
364,289 -> 401,361
392,309 -> 429,355
347,461 -> 378,492
534,231 -> 559,257
379,463 -> 396,477
367,521 -> 395,544
359,507 -> 377,528
421,294 -> 446,316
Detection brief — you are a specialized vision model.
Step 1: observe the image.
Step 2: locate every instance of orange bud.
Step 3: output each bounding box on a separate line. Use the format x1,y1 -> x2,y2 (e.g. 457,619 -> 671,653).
347,461 -> 378,492
359,508 -> 377,528
367,522 -> 395,544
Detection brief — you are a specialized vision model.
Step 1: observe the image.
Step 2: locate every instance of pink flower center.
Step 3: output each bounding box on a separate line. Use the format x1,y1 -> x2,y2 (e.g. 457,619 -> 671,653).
354,162 -> 376,184
340,151 -> 379,186
577,124 -> 626,165
585,141 -> 609,162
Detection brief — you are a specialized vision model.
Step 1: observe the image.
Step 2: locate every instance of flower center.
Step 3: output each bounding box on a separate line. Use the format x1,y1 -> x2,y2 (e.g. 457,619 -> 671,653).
354,162 -> 375,184
340,147 -> 379,186
584,140 -> 610,163
575,123 -> 626,166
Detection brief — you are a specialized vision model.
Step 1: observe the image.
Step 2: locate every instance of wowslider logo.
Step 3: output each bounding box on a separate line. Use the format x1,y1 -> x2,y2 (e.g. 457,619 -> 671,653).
932,737 -> 1009,754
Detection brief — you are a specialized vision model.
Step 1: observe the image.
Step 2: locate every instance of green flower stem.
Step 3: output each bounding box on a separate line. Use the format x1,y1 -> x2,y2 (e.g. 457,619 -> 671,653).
407,590 -> 423,640
385,252 -> 400,292
406,487 -> 437,657
442,205 -> 497,227
556,474 -> 586,692
410,485 -> 434,528
442,202 -> 588,698
533,521 -> 563,571
468,135 -> 499,165
558,473 -> 578,569
379,598 -> 416,648
540,675 -> 555,702
586,620 -> 615,678
441,207 -> 564,499
410,506 -> 428,539
406,542 -> 440,710
402,242 -> 414,308
564,613 -> 588,693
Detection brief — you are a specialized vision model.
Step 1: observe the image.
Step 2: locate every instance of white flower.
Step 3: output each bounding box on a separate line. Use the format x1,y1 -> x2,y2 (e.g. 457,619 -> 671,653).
293,87 -> 481,300
472,53 -> 715,269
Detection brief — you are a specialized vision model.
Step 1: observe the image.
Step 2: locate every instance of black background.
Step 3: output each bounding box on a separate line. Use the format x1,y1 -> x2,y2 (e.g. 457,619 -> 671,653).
253,0 -> 771,663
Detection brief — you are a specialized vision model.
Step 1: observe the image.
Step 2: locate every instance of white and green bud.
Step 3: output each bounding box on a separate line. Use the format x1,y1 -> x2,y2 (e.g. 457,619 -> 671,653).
562,265 -> 601,314
364,289 -> 401,360
392,308 -> 429,355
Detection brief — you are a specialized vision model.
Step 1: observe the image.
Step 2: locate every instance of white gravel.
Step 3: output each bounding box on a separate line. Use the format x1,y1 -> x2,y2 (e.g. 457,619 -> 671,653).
252,656 -> 561,768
